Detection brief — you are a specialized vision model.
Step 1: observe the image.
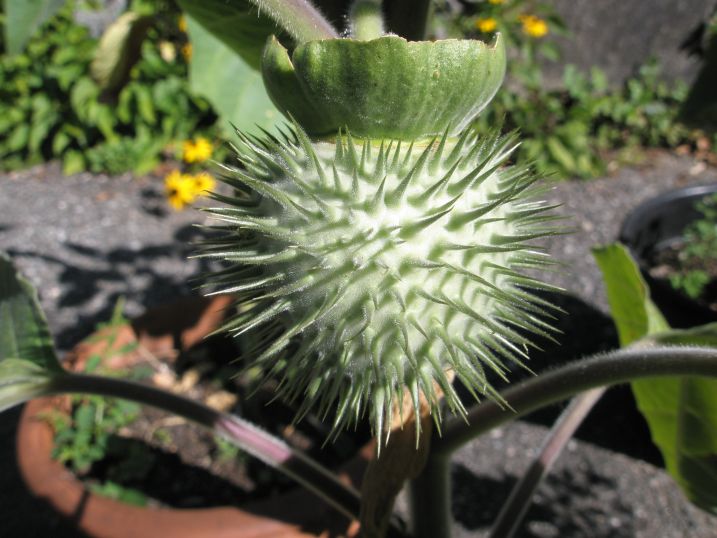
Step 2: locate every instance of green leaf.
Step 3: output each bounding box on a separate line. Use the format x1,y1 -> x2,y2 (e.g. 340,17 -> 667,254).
90,12 -> 153,93
4,0 -> 65,55
0,252 -> 61,412
185,14 -> 281,135
592,243 -> 668,346
6,123 -> 30,153
133,84 -> 156,125
52,130 -> 70,155
177,0 -> 279,70
62,149 -> 85,175
594,243 -> 717,514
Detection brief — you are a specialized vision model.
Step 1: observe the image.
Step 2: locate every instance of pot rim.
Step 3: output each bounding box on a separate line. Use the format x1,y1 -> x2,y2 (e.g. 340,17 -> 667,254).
619,182 -> 717,249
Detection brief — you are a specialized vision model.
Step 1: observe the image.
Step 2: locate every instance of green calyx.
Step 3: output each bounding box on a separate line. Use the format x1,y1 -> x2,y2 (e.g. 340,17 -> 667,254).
261,34 -> 506,140
201,123 -> 559,443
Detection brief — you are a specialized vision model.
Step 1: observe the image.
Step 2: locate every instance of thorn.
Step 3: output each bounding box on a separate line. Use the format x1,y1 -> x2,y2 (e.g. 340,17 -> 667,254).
411,159 -> 462,205
446,152 -> 505,197
346,130 -> 360,170
399,196 -> 457,239
429,126 -> 451,175
334,130 -> 344,163
371,175 -> 387,208
386,139 -> 434,206
332,163 -> 343,193
445,127 -> 472,167
373,139 -> 387,182
389,140 -> 402,173
360,138 -> 370,176
399,141 -> 415,175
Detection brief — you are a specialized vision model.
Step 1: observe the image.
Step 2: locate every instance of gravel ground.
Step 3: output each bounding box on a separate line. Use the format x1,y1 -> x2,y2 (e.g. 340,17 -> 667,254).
539,151 -> 717,312
1,152 -> 717,537
448,421 -> 717,538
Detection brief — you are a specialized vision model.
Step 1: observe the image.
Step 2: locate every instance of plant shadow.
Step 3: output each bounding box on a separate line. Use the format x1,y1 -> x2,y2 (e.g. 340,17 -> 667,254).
451,463 -> 635,537
6,223 -> 224,352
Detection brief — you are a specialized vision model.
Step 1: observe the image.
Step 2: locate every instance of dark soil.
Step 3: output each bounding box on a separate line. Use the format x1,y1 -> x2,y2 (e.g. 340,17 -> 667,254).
62,332 -> 369,510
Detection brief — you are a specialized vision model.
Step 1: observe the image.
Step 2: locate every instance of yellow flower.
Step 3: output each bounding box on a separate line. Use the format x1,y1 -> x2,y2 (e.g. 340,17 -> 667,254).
182,137 -> 213,163
488,0 -> 504,4
164,170 -> 196,210
181,42 -> 192,62
519,14 -> 549,38
192,172 -> 216,194
178,15 -> 187,33
476,17 -> 498,33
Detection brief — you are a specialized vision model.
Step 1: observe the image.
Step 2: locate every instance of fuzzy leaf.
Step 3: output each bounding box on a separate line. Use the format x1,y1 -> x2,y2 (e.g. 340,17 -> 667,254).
594,243 -> 717,514
184,13 -> 281,135
3,0 -> 65,55
0,252 -> 60,412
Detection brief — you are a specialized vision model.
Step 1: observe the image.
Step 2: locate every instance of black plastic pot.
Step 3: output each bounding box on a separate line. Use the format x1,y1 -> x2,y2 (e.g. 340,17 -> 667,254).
619,182 -> 717,328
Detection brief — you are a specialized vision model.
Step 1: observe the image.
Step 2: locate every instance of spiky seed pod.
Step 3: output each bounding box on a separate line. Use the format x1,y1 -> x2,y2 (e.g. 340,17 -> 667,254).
201,124 -> 561,443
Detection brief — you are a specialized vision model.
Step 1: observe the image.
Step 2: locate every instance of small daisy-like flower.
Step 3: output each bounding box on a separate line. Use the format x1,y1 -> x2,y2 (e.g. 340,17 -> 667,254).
476,17 -> 498,33
164,170 -> 196,210
192,172 -> 216,194
519,14 -> 549,38
182,137 -> 212,163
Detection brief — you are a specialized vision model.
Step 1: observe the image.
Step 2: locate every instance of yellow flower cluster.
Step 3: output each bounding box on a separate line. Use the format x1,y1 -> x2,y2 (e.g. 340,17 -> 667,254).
475,17 -> 498,33
519,14 -> 549,38
164,170 -> 216,210
182,137 -> 212,163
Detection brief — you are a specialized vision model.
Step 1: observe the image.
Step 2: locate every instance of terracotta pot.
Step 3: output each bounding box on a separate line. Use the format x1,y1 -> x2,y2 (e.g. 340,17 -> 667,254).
16,295 -> 365,538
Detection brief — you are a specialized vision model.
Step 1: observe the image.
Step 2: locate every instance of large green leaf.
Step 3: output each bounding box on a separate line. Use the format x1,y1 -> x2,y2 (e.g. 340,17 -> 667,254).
594,243 -> 717,514
3,0 -> 66,54
177,0 -> 280,70
593,243 -> 669,346
0,252 -> 61,412
184,14 -> 282,136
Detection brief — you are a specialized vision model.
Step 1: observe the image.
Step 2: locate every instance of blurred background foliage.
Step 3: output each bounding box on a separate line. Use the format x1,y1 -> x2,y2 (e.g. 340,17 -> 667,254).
0,0 -> 715,181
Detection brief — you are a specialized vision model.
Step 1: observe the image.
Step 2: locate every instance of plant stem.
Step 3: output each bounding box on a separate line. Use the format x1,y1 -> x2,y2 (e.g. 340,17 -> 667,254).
359,389 -> 432,537
251,0 -> 339,42
411,345 -> 717,538
436,346 -> 717,454
350,0 -> 385,40
488,387 -> 606,538
409,453 -> 451,538
47,372 -> 361,522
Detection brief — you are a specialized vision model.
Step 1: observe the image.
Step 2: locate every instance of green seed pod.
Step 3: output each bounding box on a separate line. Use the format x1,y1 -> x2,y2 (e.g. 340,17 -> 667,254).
201,124 -> 560,442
